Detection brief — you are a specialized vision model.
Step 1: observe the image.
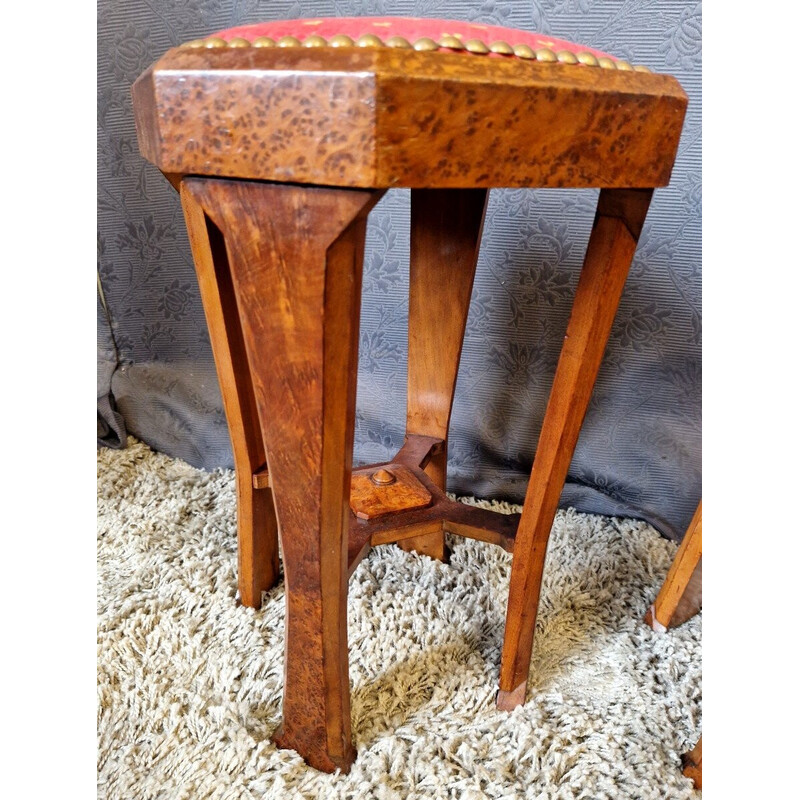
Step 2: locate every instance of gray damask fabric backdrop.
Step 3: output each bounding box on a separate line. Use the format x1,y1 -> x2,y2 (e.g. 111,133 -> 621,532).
98,1 -> 701,541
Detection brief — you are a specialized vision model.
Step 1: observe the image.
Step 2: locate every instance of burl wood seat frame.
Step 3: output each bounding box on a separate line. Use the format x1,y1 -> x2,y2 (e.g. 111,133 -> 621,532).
133,42 -> 687,772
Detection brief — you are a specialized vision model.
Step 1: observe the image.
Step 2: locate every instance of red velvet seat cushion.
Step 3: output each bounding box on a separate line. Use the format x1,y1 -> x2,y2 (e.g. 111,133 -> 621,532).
213,17 -> 614,61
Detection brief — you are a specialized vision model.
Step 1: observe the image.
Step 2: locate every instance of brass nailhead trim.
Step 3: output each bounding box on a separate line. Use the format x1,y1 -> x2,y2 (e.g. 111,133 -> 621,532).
464,38 -> 489,54
489,40 -> 514,55
412,37 -> 438,52
180,33 -> 654,71
328,34 -> 355,47
385,35 -> 412,49
438,34 -> 465,50
356,33 -> 383,47
302,34 -> 327,47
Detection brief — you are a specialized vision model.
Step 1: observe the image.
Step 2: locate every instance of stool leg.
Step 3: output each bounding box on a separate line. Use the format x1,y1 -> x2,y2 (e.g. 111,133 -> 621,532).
181,186 -> 279,609
402,188 -> 488,560
645,501 -> 702,630
497,188 -> 653,710
184,178 -> 382,773
681,736 -> 702,789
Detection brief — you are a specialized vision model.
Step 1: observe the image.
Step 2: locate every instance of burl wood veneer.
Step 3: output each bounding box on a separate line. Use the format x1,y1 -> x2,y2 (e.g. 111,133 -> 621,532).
135,47 -> 685,190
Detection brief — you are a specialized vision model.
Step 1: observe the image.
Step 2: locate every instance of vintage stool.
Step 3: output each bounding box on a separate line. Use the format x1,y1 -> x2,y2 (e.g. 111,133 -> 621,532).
133,17 -> 687,773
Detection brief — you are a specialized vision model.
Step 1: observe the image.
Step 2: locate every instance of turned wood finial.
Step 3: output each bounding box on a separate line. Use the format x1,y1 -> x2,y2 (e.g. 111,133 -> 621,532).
370,468 -> 397,486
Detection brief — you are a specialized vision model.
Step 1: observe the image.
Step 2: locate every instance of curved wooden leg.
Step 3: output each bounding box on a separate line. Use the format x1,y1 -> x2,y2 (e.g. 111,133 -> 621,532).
497,189 -> 653,710
185,177 -> 383,773
402,188 -> 488,560
181,186 -> 279,609
645,501 -> 702,630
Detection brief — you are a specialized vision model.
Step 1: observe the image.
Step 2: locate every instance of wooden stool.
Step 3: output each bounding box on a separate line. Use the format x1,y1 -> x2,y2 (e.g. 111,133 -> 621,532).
133,17 -> 687,773
645,501 -> 702,789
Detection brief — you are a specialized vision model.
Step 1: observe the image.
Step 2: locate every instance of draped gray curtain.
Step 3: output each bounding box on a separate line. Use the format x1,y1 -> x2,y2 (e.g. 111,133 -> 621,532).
97,0 -> 701,541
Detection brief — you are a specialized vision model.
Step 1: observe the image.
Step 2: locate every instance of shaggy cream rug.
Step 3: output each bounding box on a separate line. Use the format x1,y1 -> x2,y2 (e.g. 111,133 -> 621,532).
97,439 -> 701,799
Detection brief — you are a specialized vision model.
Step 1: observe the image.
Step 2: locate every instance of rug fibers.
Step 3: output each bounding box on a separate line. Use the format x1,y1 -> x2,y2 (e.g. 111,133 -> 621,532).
97,438 -> 701,799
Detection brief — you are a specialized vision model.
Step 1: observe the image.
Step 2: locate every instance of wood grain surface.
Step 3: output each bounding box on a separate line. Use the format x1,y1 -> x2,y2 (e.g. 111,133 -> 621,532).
184,177 -> 382,773
497,188 -> 653,710
180,184 -> 279,609
645,501 -> 702,630
400,188 -> 488,559
133,47 -> 687,189
350,464 -> 432,520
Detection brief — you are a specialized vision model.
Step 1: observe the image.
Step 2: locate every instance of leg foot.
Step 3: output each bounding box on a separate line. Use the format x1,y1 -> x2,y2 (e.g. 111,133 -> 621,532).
643,603 -> 667,633
496,680 -> 527,711
645,501 -> 702,630
273,724 -> 356,774
681,736 -> 702,789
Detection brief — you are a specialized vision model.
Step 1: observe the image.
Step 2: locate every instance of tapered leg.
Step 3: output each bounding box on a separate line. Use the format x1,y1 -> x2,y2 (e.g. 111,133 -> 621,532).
185,177 -> 383,773
181,185 -> 280,609
497,189 -> 654,710
645,501 -> 702,630
402,188 -> 488,560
